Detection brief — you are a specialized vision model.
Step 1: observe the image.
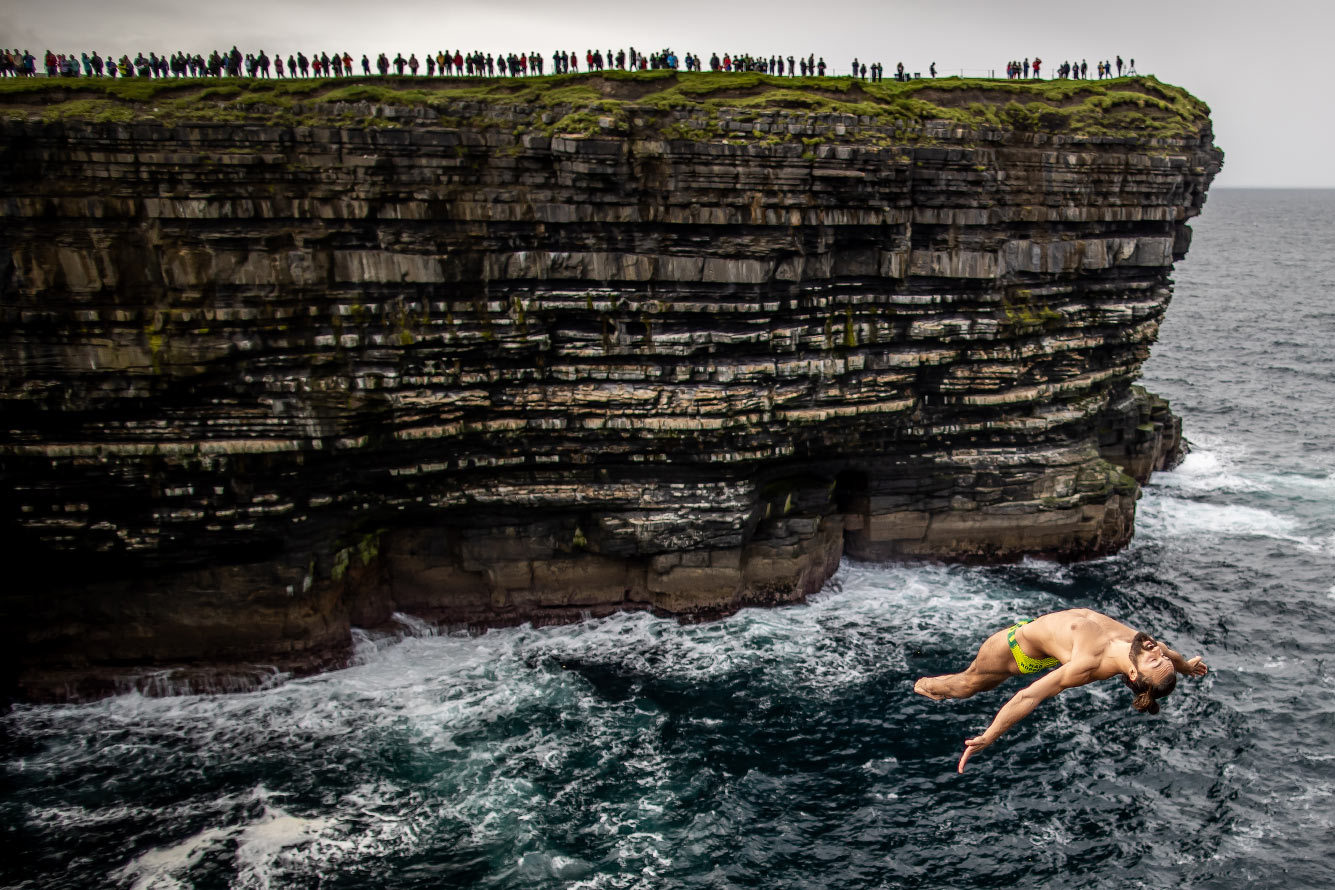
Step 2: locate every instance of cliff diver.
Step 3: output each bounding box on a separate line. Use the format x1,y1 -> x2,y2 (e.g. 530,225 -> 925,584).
913,609 -> 1208,772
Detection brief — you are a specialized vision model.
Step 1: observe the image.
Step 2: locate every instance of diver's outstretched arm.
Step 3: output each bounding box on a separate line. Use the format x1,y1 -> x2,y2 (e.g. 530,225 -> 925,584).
1162,643 -> 1209,677
957,663 -> 1093,773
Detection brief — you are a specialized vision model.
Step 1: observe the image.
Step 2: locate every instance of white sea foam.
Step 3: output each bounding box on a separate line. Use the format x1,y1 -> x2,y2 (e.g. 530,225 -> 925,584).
1150,447 -> 1268,496
1300,532 -> 1335,556
1151,443 -> 1330,505
390,611 -> 436,637
233,807 -> 336,890
1135,492 -> 1327,553
1138,437 -> 1335,558
115,824 -> 234,890
1142,497 -> 1298,538
1273,469 -> 1335,491
861,756 -> 900,776
1252,469 -> 1335,507
113,781 -> 447,890
1028,818 -> 1074,848
517,851 -> 593,882
21,560 -> 1058,748
28,802 -> 159,830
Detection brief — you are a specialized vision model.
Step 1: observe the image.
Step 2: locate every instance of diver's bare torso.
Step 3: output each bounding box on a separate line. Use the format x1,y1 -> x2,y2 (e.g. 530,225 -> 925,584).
1011,609 -> 1139,680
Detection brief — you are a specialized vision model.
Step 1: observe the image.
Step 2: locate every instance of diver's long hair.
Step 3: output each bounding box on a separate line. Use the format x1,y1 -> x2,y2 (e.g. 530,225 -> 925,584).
1124,632 -> 1177,714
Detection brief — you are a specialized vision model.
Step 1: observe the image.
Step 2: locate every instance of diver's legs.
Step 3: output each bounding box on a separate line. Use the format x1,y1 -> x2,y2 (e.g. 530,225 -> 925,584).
913,629 -> 1017,700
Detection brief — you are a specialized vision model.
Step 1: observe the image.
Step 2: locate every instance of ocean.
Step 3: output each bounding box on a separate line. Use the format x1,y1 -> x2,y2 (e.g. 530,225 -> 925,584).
2,188 -> 1333,890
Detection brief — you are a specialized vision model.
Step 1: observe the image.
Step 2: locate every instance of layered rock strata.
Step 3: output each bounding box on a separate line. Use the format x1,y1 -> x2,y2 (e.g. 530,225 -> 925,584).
0,80 -> 1221,699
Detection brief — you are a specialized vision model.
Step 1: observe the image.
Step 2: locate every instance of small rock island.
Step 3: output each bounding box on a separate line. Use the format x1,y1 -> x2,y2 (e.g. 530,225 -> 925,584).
0,72 -> 1222,699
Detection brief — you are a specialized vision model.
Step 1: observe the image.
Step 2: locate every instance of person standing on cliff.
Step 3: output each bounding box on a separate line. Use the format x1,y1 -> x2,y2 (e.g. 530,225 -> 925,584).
914,609 -> 1208,772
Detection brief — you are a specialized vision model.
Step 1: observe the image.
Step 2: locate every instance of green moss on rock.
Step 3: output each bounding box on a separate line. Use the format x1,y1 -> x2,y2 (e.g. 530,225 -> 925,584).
0,72 -> 1213,143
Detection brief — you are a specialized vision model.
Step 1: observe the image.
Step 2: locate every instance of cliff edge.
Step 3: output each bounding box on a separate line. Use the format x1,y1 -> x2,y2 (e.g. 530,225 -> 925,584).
0,73 -> 1222,699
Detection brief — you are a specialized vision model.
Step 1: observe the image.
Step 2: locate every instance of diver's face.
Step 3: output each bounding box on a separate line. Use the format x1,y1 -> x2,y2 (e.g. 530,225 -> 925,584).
1131,633 -> 1173,682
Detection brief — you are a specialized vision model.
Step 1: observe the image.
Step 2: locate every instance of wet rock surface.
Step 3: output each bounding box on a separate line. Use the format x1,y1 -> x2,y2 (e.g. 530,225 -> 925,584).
0,107 -> 1219,699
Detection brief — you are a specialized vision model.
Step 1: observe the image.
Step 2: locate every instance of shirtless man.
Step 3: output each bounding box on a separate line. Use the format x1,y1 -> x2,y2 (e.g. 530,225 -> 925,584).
914,609 -> 1208,772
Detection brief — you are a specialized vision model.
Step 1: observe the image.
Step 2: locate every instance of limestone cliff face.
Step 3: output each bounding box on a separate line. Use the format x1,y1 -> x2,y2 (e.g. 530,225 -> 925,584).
0,78 -> 1221,699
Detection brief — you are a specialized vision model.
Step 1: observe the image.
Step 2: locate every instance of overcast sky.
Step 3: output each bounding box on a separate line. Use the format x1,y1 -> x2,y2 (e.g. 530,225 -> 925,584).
3,0 -> 1329,188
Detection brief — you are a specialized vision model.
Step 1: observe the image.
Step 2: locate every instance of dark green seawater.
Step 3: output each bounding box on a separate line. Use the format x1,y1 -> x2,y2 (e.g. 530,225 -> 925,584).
3,189 -> 1333,889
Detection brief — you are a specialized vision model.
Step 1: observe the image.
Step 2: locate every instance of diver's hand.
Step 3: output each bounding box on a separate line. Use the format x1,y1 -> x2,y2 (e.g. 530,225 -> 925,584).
1184,656 -> 1208,677
958,734 -> 993,773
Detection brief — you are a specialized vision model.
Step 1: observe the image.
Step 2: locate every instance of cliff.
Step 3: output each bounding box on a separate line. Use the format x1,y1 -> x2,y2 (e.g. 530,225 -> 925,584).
0,73 -> 1222,699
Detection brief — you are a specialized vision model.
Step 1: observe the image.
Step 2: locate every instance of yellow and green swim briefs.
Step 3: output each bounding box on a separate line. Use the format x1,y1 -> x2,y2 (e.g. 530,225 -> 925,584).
1007,619 -> 1060,674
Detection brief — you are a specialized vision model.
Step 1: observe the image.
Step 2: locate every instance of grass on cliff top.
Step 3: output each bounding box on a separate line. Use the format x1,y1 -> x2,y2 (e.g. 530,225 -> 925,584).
0,71 -> 1212,141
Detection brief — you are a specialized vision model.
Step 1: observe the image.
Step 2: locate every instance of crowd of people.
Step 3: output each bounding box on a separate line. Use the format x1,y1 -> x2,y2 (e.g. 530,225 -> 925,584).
2,45 -> 1136,82
1005,55 -> 1135,80
2,49 -> 37,75
0,47 -> 694,79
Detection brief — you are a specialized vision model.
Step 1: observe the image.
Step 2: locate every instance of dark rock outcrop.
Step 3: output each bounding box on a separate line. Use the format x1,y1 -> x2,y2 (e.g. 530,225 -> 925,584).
0,77 -> 1221,699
